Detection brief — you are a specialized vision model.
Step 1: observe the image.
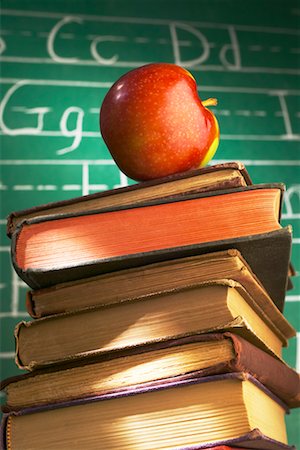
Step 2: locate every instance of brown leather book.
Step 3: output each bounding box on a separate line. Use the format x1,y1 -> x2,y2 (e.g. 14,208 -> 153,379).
0,373 -> 294,450
2,332 -> 298,412
14,279 -> 295,370
25,249 -> 292,329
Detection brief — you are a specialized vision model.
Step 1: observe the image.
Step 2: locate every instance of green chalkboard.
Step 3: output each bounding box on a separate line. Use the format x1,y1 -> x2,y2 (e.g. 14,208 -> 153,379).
0,0 -> 299,446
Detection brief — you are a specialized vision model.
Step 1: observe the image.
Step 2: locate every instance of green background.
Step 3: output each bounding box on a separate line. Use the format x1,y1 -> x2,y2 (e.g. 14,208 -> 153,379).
0,0 -> 299,446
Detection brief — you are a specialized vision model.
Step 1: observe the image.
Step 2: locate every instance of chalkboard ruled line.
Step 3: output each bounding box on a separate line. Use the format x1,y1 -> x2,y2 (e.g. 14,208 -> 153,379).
221,135 -> 300,141
3,28 -> 298,56
1,183 -> 110,192
62,184 -> 83,191
1,56 -> 299,76
286,296 -> 300,302
0,159 -> 116,165
1,159 -> 300,166
2,9 -> 300,36
1,130 -> 298,141
0,77 -> 113,88
212,159 -> 300,166
0,352 -> 16,358
0,32 -> 298,58
2,77 -> 300,96
13,185 -> 34,191
282,214 -> 300,220
0,129 -> 299,141
0,130 -> 101,138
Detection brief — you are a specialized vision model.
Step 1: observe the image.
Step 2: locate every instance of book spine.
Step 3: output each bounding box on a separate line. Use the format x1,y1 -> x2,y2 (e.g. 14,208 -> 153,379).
25,291 -> 36,318
228,333 -> 299,406
0,415 -> 8,450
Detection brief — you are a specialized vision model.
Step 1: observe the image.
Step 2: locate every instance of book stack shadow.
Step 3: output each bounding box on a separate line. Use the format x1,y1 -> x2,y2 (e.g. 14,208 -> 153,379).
1,162 -> 299,449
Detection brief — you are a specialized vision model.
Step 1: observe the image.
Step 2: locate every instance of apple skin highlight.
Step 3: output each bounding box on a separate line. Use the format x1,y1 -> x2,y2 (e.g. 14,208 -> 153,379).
100,63 -> 220,181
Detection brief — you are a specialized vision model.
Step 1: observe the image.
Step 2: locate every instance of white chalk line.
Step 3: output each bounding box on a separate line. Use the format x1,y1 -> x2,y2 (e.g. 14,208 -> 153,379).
1,9 -> 300,36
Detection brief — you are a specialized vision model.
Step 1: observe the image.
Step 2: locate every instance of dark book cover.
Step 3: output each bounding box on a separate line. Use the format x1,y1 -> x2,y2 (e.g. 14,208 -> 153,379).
12,227 -> 292,313
10,184 -> 290,312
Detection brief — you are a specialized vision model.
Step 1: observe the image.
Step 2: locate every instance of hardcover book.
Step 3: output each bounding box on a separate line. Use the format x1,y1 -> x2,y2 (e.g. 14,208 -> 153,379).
2,333 -> 299,411
11,185 -> 291,301
26,248 -> 293,321
6,162 -> 252,237
0,373 -> 293,450
14,280 -> 295,371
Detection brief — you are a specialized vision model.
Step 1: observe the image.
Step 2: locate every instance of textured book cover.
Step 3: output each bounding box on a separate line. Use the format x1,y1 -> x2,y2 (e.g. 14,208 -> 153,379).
10,184 -> 291,312
1,332 -> 299,411
7,162 -> 252,237
0,373 -> 294,450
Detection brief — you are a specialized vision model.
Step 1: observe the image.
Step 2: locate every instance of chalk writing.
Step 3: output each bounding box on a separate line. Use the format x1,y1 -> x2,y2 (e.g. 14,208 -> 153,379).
0,79 -> 299,158
1,11 -> 299,74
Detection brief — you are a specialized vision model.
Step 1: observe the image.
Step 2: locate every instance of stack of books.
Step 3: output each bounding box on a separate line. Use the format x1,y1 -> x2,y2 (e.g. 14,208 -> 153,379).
1,162 -> 299,450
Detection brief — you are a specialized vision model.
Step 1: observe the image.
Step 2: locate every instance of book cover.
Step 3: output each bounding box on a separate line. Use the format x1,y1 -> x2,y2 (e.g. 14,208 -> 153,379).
10,185 -> 290,311
0,373 -> 293,450
14,280 -> 294,371
25,248 -> 293,322
6,162 -> 252,237
1,332 -> 299,411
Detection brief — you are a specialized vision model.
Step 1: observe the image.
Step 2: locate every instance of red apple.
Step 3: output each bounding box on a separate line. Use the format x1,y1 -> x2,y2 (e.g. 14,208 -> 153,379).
100,63 -> 219,181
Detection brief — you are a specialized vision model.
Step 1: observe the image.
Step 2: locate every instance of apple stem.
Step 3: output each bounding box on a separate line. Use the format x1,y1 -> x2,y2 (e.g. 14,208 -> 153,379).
202,98 -> 218,107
